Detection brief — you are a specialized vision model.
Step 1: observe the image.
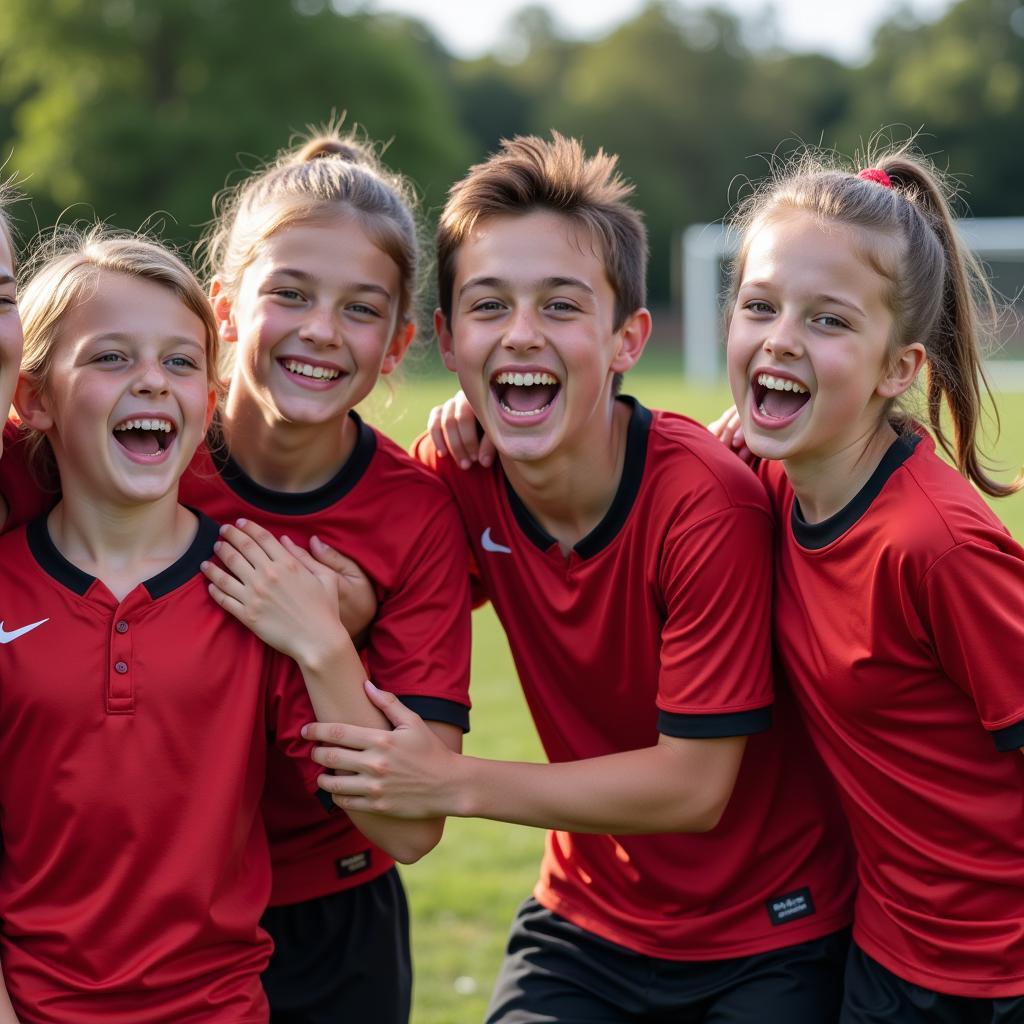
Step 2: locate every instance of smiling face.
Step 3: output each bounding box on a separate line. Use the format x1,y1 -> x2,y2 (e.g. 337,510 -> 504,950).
0,231 -> 24,450
726,211 -> 906,470
218,214 -> 412,428
18,270 -> 215,508
437,209 -> 648,465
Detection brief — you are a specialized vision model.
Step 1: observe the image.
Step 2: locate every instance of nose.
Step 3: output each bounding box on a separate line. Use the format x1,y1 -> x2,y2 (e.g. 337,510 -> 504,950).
502,306 -> 543,353
131,358 -> 170,396
299,304 -> 339,348
761,316 -> 803,360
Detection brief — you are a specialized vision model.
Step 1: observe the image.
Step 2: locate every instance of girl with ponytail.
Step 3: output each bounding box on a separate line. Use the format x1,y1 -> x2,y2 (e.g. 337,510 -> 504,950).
716,142 -> 1024,1021
185,125 -> 472,1024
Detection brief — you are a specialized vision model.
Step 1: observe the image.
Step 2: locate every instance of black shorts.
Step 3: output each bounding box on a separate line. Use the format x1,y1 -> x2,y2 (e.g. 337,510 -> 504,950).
260,867 -> 411,1024
842,943 -> 1024,1024
485,896 -> 849,1023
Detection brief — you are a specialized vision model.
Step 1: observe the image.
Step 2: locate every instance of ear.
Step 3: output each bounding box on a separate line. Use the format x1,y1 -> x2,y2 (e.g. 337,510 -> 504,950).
610,307 -> 653,375
13,372 -> 54,433
380,320 -> 416,376
203,386 -> 218,432
877,342 -> 926,399
209,278 -> 238,345
434,308 -> 457,374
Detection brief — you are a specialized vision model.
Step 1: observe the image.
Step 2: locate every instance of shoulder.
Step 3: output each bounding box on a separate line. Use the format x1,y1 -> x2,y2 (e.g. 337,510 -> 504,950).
645,408 -> 771,519
887,435 -> 1016,556
370,427 -> 460,504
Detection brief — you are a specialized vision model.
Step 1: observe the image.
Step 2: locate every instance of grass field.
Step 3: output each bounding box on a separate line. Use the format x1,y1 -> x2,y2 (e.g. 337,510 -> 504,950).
358,353 -> 1023,1024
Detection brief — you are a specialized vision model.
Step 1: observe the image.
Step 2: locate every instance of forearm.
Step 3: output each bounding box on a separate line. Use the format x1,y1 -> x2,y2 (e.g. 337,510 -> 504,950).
443,736 -> 746,834
298,640 -> 446,863
0,964 -> 20,1024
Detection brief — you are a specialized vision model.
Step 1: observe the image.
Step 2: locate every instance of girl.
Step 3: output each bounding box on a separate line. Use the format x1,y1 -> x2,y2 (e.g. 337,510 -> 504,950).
185,129 -> 472,1023
0,231 -> 369,1023
0,187 -> 25,508
717,146 -> 1024,1022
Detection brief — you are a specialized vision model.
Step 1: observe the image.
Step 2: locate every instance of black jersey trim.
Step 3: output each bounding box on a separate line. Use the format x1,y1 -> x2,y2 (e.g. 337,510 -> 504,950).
658,705 -> 773,738
26,515 -> 93,595
26,510 -> 220,599
209,411 -> 377,516
792,432 -> 921,550
503,396 -> 652,558
145,513 -> 221,598
399,695 -> 470,733
992,719 -> 1024,752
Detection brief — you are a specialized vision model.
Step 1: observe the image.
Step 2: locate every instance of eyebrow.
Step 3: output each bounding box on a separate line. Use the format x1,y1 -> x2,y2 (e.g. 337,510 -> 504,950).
82,333 -> 206,350
458,275 -> 595,298
0,274 -> 14,287
270,268 -> 393,299
739,281 -> 866,318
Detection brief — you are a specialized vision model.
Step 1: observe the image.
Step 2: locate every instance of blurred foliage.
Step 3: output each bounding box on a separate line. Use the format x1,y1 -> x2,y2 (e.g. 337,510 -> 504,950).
1,0 -> 1022,302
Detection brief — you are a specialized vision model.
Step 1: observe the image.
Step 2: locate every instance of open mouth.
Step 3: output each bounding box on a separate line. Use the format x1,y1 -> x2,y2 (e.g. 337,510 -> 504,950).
491,370 -> 561,418
752,372 -> 809,420
113,417 -> 177,456
281,358 -> 342,382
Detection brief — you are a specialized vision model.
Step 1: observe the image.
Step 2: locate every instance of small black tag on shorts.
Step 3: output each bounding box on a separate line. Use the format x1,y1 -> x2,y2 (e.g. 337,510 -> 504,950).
336,850 -> 372,878
766,887 -> 815,926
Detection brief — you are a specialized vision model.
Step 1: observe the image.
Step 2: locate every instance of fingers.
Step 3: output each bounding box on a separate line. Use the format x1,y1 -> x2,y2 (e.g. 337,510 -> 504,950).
478,433 -> 497,468
427,402 -> 450,458
309,536 -> 361,576
280,535 -> 328,576
446,393 -> 482,470
201,558 -> 249,604
363,680 -> 417,726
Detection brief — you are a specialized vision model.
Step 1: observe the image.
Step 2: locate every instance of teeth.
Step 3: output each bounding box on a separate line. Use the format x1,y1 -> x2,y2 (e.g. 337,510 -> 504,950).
115,419 -> 173,432
494,371 -> 559,387
284,360 -> 341,380
757,373 -> 808,394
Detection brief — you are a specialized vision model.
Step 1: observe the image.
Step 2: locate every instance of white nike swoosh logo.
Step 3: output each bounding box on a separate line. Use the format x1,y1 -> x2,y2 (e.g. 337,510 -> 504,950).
480,528 -> 512,554
0,618 -> 50,644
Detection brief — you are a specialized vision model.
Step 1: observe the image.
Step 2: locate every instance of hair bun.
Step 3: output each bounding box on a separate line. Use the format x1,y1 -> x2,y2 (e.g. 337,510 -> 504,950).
294,136 -> 372,167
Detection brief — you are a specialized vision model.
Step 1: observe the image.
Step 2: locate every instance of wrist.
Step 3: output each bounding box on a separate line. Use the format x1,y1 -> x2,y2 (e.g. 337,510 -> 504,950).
293,626 -> 357,676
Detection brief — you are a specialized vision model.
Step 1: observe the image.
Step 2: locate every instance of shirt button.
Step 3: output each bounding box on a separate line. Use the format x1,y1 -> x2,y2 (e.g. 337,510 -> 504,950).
114,661 -> 129,674
115,621 -> 129,634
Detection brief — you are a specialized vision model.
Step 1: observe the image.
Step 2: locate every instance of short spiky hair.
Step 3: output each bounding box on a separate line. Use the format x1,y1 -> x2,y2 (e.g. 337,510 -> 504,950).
436,133 -> 647,331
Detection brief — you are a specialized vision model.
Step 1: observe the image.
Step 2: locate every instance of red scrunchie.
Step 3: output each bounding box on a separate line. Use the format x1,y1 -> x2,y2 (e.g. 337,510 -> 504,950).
858,168 -> 893,188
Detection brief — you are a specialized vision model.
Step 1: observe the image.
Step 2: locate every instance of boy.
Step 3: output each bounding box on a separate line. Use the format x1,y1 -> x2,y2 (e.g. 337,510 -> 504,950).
306,134 -> 854,1022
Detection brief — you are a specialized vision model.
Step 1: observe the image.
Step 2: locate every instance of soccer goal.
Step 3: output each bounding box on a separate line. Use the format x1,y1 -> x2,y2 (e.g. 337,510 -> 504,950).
680,217 -> 1024,389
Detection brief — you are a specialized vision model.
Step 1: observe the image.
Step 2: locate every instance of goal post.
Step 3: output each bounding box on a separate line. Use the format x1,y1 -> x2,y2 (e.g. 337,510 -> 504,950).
681,217 -> 1024,388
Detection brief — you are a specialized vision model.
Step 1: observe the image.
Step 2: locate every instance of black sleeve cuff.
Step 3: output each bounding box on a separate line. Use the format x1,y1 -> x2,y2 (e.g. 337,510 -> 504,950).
316,787 -> 337,815
399,695 -> 471,733
658,705 -> 773,739
991,718 -> 1024,752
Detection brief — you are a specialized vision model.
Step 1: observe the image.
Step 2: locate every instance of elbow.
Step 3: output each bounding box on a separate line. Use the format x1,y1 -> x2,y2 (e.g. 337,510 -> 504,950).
381,822 -> 445,865
671,787 -> 733,834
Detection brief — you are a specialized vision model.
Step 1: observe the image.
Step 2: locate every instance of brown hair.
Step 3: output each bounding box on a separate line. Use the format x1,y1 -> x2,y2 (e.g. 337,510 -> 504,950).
18,228 -> 220,477
201,123 -> 420,325
727,143 -> 1021,497
436,132 -> 647,333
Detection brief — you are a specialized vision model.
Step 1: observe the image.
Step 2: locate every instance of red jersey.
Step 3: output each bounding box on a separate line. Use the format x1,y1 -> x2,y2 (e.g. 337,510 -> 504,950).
413,398 -> 854,959
0,420 -> 53,530
180,411 -> 472,905
0,513 -> 327,1023
759,431 -> 1024,996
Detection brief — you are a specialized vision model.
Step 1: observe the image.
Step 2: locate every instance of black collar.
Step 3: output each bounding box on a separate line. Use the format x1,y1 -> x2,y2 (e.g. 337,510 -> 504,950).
792,431 -> 921,550
505,396 -> 652,559
208,411 -> 376,516
27,510 -> 221,598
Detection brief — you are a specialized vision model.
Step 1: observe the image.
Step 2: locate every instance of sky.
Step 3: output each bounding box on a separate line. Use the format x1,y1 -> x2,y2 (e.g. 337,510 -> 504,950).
369,0 -> 955,63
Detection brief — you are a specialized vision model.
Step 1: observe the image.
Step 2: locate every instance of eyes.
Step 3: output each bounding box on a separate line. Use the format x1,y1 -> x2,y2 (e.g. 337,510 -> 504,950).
740,300 -> 850,331
467,298 -> 582,317
92,351 -> 202,372
268,287 -> 385,320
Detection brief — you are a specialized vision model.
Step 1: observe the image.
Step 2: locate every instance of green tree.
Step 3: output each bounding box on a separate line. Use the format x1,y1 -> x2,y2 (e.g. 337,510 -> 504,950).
0,0 -> 472,248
